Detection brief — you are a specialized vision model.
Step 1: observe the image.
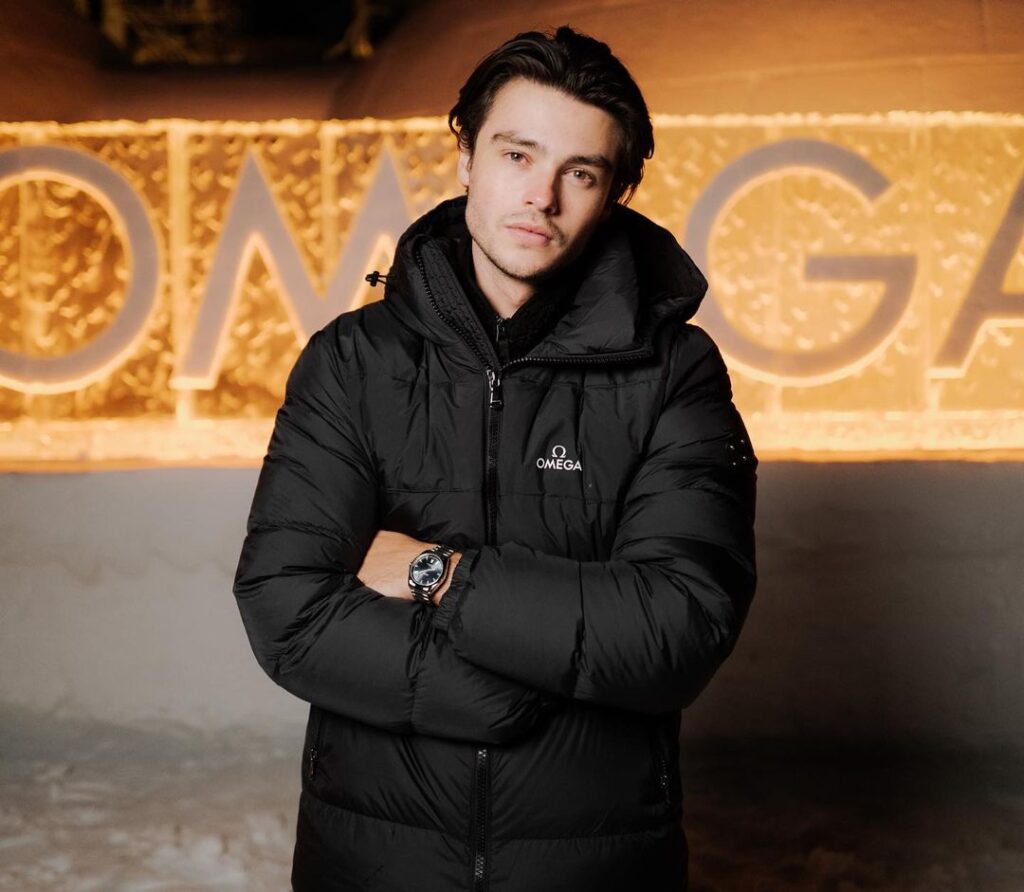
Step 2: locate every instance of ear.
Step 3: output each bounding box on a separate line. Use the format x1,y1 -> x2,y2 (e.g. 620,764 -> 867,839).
456,142 -> 472,188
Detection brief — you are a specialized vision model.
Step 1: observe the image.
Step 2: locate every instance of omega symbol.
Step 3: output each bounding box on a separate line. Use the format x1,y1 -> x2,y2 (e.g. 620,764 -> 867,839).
536,443 -> 582,472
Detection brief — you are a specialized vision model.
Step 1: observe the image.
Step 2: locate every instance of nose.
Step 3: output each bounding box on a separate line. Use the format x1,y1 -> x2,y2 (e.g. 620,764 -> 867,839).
524,168 -> 559,215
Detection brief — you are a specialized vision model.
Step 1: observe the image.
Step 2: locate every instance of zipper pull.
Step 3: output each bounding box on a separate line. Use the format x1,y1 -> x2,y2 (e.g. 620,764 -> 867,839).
495,316 -> 512,365
486,368 -> 503,410
364,270 -> 388,287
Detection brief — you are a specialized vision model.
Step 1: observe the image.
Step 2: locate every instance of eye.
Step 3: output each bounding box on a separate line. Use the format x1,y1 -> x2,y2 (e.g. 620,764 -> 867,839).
569,168 -> 597,185
506,151 -> 526,163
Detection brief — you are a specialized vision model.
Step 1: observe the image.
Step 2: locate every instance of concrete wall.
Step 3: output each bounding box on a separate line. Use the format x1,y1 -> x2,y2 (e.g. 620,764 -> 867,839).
325,0 -> 1024,118
1,0 -> 1021,123
2,463 -> 1021,751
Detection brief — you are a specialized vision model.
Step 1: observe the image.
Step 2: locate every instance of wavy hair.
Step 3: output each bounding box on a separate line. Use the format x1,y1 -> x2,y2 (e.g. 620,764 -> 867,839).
448,26 -> 654,205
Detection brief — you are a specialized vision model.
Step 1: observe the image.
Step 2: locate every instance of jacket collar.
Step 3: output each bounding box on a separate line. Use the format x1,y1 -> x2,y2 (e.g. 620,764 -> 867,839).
382,195 -> 707,367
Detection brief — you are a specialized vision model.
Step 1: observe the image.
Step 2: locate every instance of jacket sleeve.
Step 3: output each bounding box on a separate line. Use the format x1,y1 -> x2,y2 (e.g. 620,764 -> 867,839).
233,322 -> 559,744
431,326 -> 758,715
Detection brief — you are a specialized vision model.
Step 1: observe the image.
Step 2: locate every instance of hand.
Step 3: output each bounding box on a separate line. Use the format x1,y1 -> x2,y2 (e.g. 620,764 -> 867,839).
358,529 -> 462,603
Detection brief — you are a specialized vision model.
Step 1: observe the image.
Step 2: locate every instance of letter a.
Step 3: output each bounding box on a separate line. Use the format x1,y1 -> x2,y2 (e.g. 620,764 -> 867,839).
932,174 -> 1024,376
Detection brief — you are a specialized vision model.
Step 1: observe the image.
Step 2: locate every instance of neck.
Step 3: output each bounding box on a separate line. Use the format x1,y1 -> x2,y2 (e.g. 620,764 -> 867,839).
469,240 -> 539,320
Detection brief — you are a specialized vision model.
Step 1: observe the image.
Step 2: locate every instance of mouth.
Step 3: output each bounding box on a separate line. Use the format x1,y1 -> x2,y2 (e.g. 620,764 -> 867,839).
506,224 -> 555,246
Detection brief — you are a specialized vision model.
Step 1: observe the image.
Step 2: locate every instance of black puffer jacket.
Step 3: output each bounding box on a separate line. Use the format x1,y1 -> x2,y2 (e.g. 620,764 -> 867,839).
233,195 -> 758,891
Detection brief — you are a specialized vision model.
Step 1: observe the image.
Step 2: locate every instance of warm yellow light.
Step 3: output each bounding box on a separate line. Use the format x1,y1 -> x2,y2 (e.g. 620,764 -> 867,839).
0,114 -> 1022,469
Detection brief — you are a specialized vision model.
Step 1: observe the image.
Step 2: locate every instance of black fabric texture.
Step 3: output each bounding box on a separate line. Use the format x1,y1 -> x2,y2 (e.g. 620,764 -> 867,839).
234,193 -> 758,891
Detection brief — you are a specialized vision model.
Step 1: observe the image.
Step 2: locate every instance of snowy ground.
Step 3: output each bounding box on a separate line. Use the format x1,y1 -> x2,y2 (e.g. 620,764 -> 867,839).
0,714 -> 297,891
2,714 -> 1022,891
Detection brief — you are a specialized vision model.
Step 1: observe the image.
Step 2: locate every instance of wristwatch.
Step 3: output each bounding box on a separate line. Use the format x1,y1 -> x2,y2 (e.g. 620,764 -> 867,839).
408,544 -> 455,604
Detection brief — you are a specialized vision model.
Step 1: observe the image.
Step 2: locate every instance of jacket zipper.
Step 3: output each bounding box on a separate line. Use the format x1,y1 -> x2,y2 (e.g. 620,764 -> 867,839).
411,251 -> 495,892
307,705 -> 325,781
467,352 -> 503,891
471,745 -> 491,890
484,367 -> 502,542
650,718 -> 678,808
654,739 -> 671,804
406,253 -> 656,892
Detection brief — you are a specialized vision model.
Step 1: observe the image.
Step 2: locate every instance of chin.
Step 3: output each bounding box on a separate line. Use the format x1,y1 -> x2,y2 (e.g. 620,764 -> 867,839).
506,261 -> 561,284
486,250 -> 547,281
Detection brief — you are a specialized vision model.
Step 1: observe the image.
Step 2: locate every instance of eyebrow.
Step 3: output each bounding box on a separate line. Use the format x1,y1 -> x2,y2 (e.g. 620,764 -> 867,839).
490,131 -> 614,171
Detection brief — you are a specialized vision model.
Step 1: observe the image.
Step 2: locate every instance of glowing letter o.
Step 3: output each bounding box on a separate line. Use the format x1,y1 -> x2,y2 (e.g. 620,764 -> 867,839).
0,146 -> 160,393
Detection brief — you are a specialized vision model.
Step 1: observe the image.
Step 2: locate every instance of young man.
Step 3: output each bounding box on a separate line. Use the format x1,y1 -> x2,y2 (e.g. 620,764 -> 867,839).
234,26 -> 758,892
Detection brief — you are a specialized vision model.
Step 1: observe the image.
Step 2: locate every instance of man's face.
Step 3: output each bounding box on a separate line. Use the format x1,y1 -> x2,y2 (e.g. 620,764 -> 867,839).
457,78 -> 621,287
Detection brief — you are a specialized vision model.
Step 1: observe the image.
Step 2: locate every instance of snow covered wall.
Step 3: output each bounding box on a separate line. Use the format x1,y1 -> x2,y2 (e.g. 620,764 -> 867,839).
1,462 -> 1021,750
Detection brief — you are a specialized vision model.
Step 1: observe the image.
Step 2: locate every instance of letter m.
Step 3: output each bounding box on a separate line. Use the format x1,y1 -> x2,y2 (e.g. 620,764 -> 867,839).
172,146 -> 412,389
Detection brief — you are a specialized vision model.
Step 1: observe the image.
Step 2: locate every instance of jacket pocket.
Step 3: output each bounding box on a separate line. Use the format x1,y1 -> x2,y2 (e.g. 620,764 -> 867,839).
648,718 -> 681,811
654,739 -> 672,807
305,704 -> 326,783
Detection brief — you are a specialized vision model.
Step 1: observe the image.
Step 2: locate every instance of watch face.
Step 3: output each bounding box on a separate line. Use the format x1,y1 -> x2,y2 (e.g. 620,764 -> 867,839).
411,553 -> 444,586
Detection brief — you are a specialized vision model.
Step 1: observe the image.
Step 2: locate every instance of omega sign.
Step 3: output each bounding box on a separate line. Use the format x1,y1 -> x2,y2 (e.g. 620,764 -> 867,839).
0,115 -> 1021,466
537,445 -> 583,472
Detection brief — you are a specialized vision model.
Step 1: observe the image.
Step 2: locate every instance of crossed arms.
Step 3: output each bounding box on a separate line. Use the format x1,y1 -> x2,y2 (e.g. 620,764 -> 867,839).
233,321 -> 757,745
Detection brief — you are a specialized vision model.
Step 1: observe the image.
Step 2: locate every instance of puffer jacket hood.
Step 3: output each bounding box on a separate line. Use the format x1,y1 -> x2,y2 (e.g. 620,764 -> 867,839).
382,194 -> 708,363
234,193 -> 757,892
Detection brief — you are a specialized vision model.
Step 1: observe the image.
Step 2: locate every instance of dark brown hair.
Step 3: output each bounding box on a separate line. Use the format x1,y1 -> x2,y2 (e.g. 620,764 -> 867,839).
447,26 -> 654,205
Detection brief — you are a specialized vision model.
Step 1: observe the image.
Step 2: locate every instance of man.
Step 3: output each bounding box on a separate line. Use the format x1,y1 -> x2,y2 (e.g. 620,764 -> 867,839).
234,25 -> 758,892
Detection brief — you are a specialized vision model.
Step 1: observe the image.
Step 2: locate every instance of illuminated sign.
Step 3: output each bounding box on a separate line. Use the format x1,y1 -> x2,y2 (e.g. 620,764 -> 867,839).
0,114 -> 1022,467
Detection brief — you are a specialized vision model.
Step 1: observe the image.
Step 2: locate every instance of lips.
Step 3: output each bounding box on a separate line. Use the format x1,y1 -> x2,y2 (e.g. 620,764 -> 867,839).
507,223 -> 555,245
510,224 -> 553,238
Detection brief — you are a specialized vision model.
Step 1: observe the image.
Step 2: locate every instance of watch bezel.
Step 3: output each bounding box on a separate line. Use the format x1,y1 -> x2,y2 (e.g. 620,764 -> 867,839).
410,552 -> 445,585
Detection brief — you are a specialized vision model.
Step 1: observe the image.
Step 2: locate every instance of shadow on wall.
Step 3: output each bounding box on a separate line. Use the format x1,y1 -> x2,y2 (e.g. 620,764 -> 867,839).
667,460 -> 1023,752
